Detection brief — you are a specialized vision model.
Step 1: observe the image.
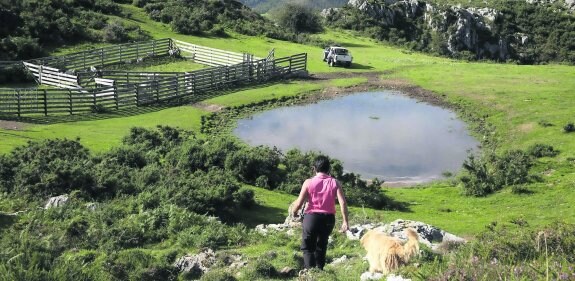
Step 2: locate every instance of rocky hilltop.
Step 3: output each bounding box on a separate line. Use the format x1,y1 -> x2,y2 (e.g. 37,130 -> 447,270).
323,0 -> 575,63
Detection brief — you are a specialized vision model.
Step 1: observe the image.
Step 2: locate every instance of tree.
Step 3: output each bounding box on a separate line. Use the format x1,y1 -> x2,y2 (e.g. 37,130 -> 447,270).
274,3 -> 323,34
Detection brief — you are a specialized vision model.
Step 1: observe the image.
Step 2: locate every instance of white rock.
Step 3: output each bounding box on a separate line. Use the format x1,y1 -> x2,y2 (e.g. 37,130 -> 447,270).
174,248 -> 216,275
329,255 -> 348,266
360,271 -> 385,281
45,195 -> 69,209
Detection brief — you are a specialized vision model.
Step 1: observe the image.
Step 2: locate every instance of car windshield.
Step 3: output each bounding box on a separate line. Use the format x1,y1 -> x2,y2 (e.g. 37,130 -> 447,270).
334,49 -> 348,55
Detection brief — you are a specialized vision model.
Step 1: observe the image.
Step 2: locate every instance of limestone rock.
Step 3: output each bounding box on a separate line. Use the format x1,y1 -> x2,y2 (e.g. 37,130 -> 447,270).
361,272 -> 412,281
224,254 -> 247,270
45,195 -> 69,209
86,202 -> 97,211
361,271 -> 385,281
279,266 -> 296,277
173,248 -> 217,276
329,255 -> 349,266
257,202 -> 307,235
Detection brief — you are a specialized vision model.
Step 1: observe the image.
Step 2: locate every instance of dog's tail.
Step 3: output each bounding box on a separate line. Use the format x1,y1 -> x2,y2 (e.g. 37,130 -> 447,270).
402,228 -> 420,262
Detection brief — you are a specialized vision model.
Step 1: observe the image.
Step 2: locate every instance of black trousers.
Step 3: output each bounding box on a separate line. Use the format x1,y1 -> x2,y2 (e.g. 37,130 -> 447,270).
301,213 -> 335,269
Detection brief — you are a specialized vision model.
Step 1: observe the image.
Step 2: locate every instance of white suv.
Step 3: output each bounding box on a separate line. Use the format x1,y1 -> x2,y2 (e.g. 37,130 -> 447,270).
323,46 -> 353,67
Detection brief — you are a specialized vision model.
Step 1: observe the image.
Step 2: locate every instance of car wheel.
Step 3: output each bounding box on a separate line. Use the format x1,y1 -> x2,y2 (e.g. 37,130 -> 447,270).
345,62 -> 351,68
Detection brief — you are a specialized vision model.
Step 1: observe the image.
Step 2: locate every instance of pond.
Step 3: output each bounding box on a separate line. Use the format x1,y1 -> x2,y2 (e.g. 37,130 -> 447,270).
234,91 -> 480,184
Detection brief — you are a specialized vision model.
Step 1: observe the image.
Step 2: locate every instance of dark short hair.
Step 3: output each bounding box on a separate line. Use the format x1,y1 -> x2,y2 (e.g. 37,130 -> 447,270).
313,155 -> 330,173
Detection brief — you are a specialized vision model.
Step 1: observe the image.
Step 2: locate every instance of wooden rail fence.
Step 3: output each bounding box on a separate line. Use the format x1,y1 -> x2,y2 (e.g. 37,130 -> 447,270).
27,38 -> 173,72
0,53 -> 308,117
172,39 -> 260,67
23,62 -> 81,89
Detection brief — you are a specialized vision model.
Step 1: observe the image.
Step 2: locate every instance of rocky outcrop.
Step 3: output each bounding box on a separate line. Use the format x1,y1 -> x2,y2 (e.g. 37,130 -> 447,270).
174,249 -> 217,276
255,202 -> 306,236
45,195 -> 69,209
173,249 -> 247,278
361,272 -> 412,281
527,0 -> 575,10
323,0 -> 539,61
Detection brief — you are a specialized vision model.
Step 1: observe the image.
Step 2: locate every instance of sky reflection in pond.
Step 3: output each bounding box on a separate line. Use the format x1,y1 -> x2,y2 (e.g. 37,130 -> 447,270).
234,91 -> 480,183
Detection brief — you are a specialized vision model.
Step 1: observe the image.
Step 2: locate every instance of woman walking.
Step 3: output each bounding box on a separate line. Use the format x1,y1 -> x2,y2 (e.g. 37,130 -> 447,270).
291,155 -> 349,270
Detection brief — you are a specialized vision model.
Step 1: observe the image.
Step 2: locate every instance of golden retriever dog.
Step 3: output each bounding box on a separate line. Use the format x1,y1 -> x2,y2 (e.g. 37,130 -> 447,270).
360,228 -> 420,274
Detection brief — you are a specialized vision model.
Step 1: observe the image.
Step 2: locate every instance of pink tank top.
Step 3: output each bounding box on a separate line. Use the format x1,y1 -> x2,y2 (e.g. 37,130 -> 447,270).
305,173 -> 338,214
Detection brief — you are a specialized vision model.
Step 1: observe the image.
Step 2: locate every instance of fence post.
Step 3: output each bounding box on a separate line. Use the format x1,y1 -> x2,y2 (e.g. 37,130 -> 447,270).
155,81 -> 159,102
93,88 -> 97,110
175,74 -> 180,97
68,90 -> 73,115
119,45 -> 123,62
83,52 -> 86,69
43,89 -> 48,116
136,42 -> 140,60
191,73 -> 196,95
114,85 -> 119,110
225,67 -> 230,88
100,48 -> 104,67
153,40 -> 156,56
135,85 -> 140,107
39,65 -> 43,85
16,90 -> 21,118
303,53 -> 308,71
289,57 -> 292,74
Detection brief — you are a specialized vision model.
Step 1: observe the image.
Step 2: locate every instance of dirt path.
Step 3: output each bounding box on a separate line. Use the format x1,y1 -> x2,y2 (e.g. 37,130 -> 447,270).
0,120 -> 27,130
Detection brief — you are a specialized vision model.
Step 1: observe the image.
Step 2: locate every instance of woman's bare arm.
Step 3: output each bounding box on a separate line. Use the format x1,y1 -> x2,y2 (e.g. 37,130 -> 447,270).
336,181 -> 349,232
291,179 -> 309,215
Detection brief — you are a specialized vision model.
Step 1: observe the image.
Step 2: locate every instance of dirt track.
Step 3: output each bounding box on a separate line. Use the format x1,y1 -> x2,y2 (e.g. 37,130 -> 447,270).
0,120 -> 26,130
305,71 -> 451,109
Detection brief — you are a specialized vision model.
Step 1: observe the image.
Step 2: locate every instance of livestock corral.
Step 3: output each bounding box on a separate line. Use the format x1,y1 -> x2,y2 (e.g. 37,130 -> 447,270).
0,38 -> 307,117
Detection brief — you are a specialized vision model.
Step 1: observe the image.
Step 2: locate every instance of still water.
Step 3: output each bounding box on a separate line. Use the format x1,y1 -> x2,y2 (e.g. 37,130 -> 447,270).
234,91 -> 480,184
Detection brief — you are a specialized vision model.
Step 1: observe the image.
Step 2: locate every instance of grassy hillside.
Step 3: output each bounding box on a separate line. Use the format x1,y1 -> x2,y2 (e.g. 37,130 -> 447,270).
1,2 -> 575,281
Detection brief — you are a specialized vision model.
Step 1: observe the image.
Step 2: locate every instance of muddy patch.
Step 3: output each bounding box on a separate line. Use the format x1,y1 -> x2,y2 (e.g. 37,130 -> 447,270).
308,72 -> 451,109
518,122 -> 535,133
0,120 -> 27,130
192,102 -> 225,112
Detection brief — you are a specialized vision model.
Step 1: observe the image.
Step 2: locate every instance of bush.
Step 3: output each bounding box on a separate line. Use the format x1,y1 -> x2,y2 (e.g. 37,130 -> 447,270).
564,123 -> 575,133
2,139 -> 95,198
241,258 -> 277,279
493,150 -> 533,187
200,269 -> 237,281
527,144 -> 559,158
461,153 -> 498,196
461,150 -> 534,196
224,146 -> 282,188
273,3 -> 323,34
103,21 -> 129,43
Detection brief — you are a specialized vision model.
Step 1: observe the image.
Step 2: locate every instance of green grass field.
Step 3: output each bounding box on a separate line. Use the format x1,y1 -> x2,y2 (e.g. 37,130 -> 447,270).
1,3 -> 574,239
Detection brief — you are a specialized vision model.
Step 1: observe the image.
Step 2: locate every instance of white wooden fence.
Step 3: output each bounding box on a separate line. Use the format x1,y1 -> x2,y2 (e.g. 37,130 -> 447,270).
22,62 -> 81,89
172,39 -> 260,67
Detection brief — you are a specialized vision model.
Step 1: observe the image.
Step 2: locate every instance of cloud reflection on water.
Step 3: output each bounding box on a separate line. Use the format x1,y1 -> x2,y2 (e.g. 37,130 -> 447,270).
234,91 -> 479,182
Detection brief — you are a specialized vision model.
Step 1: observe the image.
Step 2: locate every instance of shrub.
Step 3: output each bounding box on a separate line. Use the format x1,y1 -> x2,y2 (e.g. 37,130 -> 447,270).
493,150 -> 533,187
103,21 -> 129,43
461,153 -> 498,196
241,258 -> 277,279
224,146 -> 282,188
461,150 -> 534,196
200,269 -> 237,281
564,123 -> 575,133
3,139 -> 95,198
273,3 -> 323,34
527,144 -> 559,158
